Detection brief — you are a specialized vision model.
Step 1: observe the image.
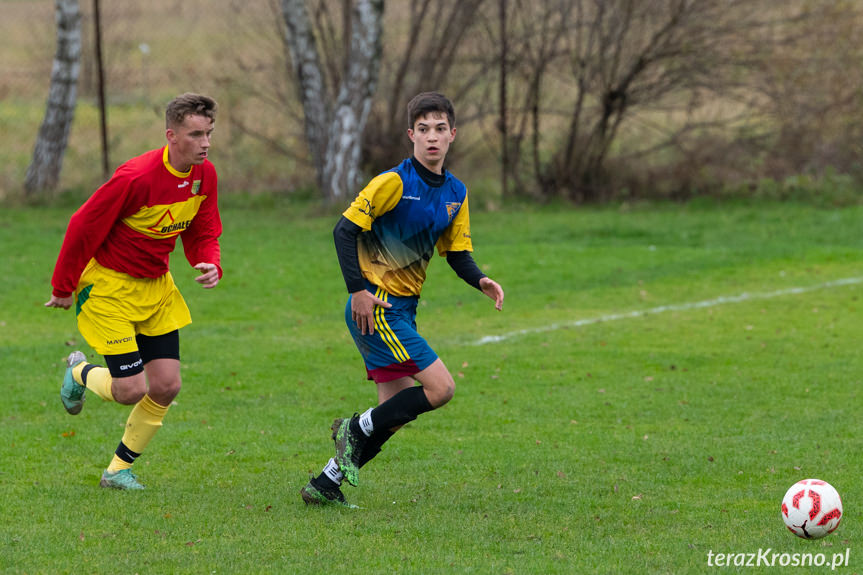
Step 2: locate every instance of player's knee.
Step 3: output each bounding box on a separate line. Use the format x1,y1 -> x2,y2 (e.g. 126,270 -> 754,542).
112,377 -> 147,405
441,380 -> 455,405
428,379 -> 455,408
105,351 -> 145,404
416,360 -> 455,407
149,378 -> 181,405
167,379 -> 182,397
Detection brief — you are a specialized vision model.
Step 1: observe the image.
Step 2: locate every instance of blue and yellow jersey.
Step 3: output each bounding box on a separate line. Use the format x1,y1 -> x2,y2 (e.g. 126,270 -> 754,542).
343,158 -> 473,297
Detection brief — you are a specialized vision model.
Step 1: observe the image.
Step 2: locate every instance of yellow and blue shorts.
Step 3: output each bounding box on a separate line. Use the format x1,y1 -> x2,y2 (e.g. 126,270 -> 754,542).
346,283 -> 438,383
75,259 -> 192,356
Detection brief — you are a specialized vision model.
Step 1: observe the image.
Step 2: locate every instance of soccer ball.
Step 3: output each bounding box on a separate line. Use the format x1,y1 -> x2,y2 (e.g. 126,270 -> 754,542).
781,479 -> 843,539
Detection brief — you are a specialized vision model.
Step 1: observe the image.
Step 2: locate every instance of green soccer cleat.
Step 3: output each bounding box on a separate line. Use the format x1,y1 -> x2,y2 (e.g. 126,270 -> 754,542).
99,469 -> 145,490
332,415 -> 366,487
300,480 -> 357,509
60,351 -> 87,415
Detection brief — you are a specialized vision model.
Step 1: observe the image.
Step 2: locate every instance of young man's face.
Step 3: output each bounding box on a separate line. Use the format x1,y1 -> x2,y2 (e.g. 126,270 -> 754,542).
166,114 -> 214,172
408,112 -> 456,173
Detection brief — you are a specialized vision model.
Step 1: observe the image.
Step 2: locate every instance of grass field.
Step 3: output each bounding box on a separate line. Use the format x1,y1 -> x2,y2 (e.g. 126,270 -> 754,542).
1,199 -> 862,574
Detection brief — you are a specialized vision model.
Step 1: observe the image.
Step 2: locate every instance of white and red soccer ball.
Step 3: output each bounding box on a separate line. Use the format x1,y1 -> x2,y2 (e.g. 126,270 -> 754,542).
781,479 -> 843,539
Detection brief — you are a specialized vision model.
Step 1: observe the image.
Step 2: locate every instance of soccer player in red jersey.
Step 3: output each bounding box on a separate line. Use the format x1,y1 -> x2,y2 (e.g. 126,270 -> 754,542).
45,93 -> 223,490
301,92 -> 505,506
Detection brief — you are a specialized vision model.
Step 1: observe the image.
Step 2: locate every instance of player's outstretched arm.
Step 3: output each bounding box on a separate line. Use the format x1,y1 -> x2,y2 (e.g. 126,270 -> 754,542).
194,262 -> 220,289
45,294 -> 74,309
479,277 -> 504,311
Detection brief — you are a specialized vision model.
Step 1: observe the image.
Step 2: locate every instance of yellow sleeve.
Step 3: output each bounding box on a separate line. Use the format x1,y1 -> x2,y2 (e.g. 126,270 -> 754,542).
342,172 -> 403,231
436,192 -> 474,255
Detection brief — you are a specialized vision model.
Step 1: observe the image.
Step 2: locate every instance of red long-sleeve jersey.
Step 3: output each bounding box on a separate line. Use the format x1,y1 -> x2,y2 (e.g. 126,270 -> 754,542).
51,146 -> 222,298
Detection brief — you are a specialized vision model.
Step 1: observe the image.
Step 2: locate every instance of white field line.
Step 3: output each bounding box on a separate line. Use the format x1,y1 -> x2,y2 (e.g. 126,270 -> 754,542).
473,276 -> 863,346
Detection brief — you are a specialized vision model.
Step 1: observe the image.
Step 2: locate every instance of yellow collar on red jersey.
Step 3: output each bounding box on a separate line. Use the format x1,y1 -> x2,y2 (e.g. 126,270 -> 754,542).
162,145 -> 192,178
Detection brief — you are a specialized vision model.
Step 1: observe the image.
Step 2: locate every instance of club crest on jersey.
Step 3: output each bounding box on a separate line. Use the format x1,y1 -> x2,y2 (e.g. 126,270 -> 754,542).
445,202 -> 461,223
191,180 -> 201,195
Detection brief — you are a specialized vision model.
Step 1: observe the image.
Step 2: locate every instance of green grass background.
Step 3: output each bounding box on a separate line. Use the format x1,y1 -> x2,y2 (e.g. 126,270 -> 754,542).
1,199 -> 862,574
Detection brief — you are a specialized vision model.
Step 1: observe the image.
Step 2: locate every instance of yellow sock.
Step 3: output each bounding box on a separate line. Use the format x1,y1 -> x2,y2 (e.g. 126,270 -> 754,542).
107,454 -> 133,472
106,395 -> 170,473
76,364 -> 114,402
71,362 -> 87,385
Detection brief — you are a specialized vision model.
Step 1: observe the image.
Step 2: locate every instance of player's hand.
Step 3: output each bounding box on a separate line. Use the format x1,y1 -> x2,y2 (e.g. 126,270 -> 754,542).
44,294 -> 74,309
479,277 -> 504,311
194,262 -> 220,289
351,289 -> 392,335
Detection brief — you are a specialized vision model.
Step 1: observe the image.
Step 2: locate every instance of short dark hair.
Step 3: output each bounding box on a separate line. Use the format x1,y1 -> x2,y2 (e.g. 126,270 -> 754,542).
165,93 -> 217,129
407,92 -> 455,129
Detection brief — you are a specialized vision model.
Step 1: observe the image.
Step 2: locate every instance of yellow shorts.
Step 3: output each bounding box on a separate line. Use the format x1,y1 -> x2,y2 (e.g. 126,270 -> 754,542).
75,259 -> 192,356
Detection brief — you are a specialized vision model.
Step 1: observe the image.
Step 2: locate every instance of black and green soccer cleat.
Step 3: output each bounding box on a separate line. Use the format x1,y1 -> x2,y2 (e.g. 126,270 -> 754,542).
300,480 -> 357,508
332,415 -> 366,487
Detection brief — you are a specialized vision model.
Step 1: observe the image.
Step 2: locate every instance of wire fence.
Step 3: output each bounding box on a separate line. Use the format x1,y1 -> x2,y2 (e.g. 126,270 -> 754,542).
8,1 -> 863,203
2,0 -> 307,197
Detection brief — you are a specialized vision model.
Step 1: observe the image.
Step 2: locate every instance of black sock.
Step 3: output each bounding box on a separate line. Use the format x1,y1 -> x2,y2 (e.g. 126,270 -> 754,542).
359,429 -> 395,468
312,473 -> 340,491
370,386 -> 433,431
114,441 -> 141,465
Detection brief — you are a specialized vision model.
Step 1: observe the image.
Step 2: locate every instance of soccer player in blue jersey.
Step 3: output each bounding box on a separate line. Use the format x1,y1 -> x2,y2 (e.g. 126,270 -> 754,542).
301,92 -> 505,506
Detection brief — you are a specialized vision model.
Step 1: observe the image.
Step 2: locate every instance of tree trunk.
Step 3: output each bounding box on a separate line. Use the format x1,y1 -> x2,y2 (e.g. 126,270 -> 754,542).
280,0 -> 329,173
280,0 -> 384,201
498,0 -> 509,200
323,0 -> 383,201
25,0 -> 82,197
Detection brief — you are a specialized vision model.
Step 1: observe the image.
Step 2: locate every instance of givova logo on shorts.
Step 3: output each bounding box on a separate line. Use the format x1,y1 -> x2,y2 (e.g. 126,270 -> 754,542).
119,358 -> 143,371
